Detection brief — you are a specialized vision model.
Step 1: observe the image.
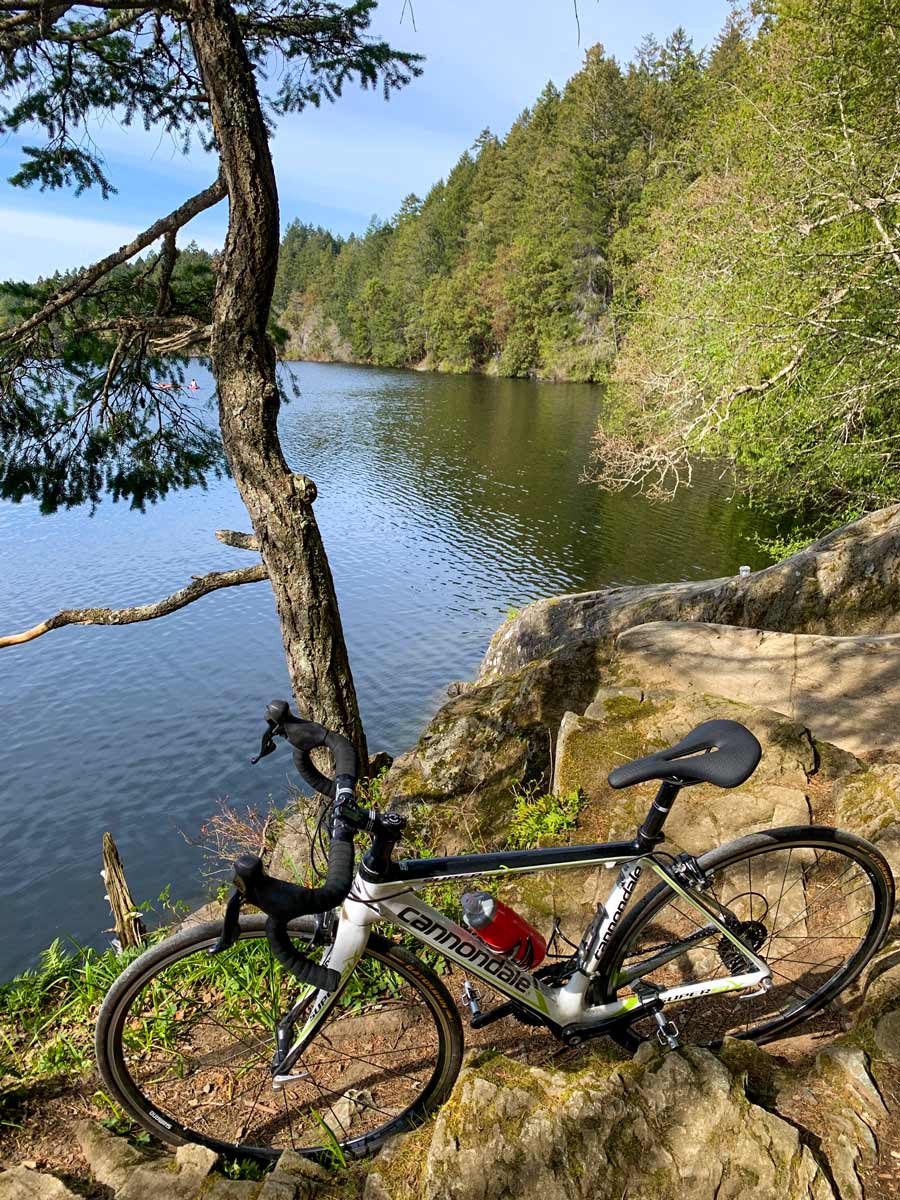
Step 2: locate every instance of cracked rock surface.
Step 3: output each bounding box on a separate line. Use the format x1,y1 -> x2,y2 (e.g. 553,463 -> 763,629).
365,1042 -> 846,1200
0,1124 -> 333,1200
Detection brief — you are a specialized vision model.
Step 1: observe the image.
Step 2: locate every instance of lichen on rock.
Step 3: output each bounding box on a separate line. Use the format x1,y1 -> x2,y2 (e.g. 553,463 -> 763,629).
364,1043 -> 838,1200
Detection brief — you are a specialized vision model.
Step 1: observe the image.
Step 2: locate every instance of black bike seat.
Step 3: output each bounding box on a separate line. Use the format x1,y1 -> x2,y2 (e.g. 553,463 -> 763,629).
607,719 -> 762,791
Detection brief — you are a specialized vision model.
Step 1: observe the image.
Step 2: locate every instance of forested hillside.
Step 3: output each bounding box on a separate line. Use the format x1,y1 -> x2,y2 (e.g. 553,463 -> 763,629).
273,24 -> 713,382
273,0 -> 899,538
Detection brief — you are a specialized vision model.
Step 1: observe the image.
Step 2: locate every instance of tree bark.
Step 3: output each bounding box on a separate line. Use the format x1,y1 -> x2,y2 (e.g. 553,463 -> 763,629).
187,0 -> 368,766
102,832 -> 146,949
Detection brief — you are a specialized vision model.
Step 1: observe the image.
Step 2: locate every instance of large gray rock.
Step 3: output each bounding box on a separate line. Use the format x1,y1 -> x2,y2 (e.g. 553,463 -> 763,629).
874,1008 -> 900,1064
778,1046 -> 887,1200
480,505 -> 900,683
613,621 -> 900,759
77,1121 -> 221,1200
72,1122 -> 334,1200
834,765 -> 900,929
552,688 -> 813,851
382,651 -> 605,840
384,508 -> 900,816
0,1170 -> 78,1199
364,1044 -> 836,1200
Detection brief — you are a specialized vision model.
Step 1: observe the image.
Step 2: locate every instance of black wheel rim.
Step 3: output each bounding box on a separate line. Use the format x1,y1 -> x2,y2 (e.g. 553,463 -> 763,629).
598,832 -> 892,1048
100,927 -> 457,1161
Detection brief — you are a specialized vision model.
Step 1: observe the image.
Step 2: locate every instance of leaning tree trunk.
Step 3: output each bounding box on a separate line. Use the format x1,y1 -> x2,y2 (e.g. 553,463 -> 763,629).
187,0 -> 368,766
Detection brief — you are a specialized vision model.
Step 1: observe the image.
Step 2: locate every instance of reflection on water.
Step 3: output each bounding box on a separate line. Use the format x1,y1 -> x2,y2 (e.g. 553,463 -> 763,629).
0,362 -> 773,976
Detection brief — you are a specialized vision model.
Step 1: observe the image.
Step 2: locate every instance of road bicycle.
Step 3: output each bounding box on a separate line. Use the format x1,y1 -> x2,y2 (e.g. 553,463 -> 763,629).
96,700 -> 895,1163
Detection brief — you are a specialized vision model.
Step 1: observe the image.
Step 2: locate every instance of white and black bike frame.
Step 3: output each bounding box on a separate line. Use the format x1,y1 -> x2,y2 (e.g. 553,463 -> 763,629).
271,838 -> 772,1086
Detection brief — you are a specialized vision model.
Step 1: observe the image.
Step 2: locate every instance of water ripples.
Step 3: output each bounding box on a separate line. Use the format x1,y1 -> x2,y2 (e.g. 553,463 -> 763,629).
0,362 -> 772,975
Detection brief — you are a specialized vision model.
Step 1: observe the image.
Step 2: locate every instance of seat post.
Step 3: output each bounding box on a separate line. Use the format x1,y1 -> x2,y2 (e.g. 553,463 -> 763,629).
635,781 -> 681,850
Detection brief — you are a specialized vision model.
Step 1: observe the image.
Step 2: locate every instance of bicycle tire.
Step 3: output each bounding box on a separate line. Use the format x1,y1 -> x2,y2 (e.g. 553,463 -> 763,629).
96,914 -> 464,1162
593,825 -> 894,1049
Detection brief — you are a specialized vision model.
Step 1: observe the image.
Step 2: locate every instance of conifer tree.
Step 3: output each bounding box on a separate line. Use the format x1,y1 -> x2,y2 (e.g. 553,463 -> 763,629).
0,0 -> 421,761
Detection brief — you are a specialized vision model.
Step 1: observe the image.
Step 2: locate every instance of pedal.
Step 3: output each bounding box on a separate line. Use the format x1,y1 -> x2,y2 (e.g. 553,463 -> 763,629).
653,1011 -> 681,1050
462,980 -> 483,1022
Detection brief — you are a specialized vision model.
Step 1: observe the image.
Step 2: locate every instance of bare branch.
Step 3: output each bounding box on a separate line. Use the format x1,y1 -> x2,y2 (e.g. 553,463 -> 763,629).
798,193 -> 900,235
0,176 -> 225,347
727,344 -> 807,398
0,561 -> 268,649
216,528 -> 260,551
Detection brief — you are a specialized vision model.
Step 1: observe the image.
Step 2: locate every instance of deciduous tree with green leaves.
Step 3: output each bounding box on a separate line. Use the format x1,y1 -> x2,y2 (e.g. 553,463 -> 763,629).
589,0 -> 900,536
0,0 -> 422,762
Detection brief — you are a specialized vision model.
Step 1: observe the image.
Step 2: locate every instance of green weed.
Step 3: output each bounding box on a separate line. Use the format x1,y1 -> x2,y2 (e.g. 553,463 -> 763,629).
505,786 -> 585,850
312,1110 -> 349,1170
0,936 -> 157,1084
222,1156 -> 270,1181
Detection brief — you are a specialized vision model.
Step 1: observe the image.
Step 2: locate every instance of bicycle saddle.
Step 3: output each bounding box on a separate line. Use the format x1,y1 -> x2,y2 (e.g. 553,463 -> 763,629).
607,719 -> 761,790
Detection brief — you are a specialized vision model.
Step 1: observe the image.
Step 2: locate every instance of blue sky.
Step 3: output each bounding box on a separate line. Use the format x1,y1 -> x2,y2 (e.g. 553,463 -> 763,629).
0,1 -> 731,280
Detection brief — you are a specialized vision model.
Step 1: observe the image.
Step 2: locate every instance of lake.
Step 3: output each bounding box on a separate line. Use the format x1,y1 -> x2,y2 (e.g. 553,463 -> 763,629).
0,362 -> 774,977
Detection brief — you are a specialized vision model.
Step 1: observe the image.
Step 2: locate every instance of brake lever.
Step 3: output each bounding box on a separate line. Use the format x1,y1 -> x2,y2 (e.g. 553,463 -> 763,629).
251,719 -> 281,765
209,888 -> 243,955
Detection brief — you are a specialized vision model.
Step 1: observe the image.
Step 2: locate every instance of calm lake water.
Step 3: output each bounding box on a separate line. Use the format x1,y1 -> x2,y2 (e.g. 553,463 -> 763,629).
0,362 -> 774,977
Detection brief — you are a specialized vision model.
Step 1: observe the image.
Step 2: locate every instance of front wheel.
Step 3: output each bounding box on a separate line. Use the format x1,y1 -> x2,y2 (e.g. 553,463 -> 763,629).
595,826 -> 894,1049
96,915 -> 464,1162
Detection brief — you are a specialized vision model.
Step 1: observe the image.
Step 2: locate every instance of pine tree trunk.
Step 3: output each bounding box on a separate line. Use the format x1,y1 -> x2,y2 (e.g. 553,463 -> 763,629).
187,0 -> 368,766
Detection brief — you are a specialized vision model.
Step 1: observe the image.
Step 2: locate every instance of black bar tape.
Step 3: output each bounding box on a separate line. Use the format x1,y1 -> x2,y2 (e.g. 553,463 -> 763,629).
292,747 -> 336,799
323,729 -> 358,786
231,839 -> 355,992
233,840 -> 355,920
266,917 -> 340,992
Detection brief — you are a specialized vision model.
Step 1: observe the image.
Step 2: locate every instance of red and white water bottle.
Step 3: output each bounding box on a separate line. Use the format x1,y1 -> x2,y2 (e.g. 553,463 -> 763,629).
460,891 -> 547,968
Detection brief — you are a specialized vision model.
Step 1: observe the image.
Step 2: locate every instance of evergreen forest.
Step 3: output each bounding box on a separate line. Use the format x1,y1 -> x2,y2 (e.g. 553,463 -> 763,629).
271,0 -> 899,541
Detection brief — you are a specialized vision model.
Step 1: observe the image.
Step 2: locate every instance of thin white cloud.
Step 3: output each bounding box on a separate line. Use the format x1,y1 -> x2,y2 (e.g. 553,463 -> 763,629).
0,0 -> 732,275
270,115 -> 466,211
0,205 -> 223,280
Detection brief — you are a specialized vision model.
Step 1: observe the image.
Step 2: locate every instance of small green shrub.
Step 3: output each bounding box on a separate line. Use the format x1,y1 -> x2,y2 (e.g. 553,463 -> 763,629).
505,786 -> 585,850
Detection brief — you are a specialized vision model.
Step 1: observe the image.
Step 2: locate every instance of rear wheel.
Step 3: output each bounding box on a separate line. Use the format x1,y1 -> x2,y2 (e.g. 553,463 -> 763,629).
96,915 -> 464,1162
596,826 -> 894,1048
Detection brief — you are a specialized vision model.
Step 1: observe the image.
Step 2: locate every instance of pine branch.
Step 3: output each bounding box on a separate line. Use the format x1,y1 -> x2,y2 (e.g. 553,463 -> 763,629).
1,6 -> 146,50
0,562 -> 268,648
0,176 -> 225,348
73,314 -> 212,353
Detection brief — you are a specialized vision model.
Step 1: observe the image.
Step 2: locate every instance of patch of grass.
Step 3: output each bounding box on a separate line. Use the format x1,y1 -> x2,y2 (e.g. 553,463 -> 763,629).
505,785 -> 585,850
360,765 -> 391,807
222,1155 -> 270,1181
0,935 -> 159,1084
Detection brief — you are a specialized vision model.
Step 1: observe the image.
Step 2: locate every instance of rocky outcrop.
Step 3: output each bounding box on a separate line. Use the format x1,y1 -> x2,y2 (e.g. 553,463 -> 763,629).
481,505 -> 900,683
613,621 -> 900,759
0,1168 -> 79,1198
365,1043 -> 839,1200
551,687 -> 815,852
382,507 -> 900,817
782,1046 -> 887,1200
0,1122 -> 336,1200
383,651 -> 605,843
